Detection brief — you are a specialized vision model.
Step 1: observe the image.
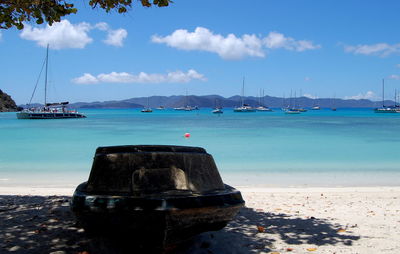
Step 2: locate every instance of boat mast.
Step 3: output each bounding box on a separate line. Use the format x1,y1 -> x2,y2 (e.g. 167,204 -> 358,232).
241,77 -> 245,107
44,44 -> 49,106
382,78 -> 385,107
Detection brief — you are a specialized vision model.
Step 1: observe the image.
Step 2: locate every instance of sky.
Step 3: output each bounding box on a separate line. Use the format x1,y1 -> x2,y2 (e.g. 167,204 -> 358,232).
2,0 -> 400,104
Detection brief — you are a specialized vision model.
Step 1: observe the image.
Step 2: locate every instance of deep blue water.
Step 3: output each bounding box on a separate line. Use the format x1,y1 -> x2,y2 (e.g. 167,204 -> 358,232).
1,108 -> 400,187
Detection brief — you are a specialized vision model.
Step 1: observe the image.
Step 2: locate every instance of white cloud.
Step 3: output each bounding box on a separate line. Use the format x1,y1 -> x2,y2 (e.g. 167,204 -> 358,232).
103,28 -> 127,47
19,20 -> 127,49
94,22 -> 109,31
304,77 -> 311,81
94,22 -> 127,47
344,43 -> 400,57
20,20 -> 93,49
151,27 -> 320,60
389,74 -> 400,80
303,94 -> 317,99
264,31 -> 321,52
72,69 -> 207,84
72,73 -> 99,84
344,91 -> 376,100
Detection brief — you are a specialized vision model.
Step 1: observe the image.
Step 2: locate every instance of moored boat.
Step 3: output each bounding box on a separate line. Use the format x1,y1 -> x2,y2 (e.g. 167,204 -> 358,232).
234,78 -> 256,112
374,79 -> 399,113
284,108 -> 301,114
17,102 -> 86,119
212,108 -> 223,114
16,45 -> 86,119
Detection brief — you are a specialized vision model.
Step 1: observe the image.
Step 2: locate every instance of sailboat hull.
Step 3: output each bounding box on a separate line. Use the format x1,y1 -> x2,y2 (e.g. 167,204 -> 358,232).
16,112 -> 86,119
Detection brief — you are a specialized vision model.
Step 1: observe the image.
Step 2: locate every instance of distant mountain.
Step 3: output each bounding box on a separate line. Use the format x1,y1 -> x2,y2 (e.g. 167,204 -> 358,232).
0,89 -> 19,112
19,95 -> 389,109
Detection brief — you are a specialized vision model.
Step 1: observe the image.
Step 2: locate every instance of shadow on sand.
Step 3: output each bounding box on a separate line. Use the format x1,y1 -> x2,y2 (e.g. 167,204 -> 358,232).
0,196 -> 359,254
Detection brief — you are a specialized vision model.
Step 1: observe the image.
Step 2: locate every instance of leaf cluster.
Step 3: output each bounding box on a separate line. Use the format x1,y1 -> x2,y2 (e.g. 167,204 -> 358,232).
0,0 -> 172,30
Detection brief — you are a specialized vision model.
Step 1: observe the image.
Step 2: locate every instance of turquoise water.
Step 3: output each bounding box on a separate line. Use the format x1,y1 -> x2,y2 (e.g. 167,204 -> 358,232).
1,108 -> 400,187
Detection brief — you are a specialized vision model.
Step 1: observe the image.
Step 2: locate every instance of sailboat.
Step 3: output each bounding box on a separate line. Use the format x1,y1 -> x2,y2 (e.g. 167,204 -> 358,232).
310,96 -> 320,110
256,89 -> 273,112
284,90 -> 301,114
296,90 -> 307,112
233,78 -> 256,112
212,99 -> 223,114
141,97 -> 153,113
16,45 -> 86,119
374,79 -> 397,113
174,91 -> 194,111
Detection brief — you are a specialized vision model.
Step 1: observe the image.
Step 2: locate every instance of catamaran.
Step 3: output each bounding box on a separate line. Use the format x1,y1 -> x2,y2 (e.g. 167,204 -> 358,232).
234,78 -> 256,112
16,45 -> 86,119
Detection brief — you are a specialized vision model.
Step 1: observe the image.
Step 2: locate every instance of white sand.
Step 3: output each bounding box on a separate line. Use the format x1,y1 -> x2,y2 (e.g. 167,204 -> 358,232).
0,186 -> 399,253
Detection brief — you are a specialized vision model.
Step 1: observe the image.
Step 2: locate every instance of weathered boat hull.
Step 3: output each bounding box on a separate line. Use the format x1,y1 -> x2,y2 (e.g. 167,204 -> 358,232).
71,182 -> 243,247
70,145 -> 244,248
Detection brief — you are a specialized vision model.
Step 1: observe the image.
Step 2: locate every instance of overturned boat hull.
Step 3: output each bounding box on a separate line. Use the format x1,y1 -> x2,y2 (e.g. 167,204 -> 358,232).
71,182 -> 243,246
70,145 -> 244,248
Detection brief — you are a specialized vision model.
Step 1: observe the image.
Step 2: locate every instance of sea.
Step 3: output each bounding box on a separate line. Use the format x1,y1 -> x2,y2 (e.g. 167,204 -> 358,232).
1,108 -> 400,188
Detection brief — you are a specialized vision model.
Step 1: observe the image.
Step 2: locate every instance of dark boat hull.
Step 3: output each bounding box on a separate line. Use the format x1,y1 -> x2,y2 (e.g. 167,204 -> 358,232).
71,182 -> 244,247
16,112 -> 86,119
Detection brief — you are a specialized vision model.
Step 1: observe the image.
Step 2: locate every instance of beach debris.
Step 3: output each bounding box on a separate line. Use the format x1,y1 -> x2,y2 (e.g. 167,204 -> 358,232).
337,228 -> 346,233
269,252 -> 280,254
306,247 -> 317,251
286,248 -> 294,251
256,225 -> 265,233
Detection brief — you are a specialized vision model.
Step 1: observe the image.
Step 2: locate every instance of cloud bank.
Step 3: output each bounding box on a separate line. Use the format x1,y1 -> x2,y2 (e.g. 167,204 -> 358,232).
344,91 -> 376,100
20,20 -> 127,49
151,27 -> 320,60
303,94 -> 317,99
344,43 -> 400,57
389,74 -> 400,80
72,69 -> 207,84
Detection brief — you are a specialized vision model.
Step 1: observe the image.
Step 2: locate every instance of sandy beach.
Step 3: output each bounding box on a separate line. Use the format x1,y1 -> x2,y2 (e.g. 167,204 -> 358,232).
0,186 -> 399,254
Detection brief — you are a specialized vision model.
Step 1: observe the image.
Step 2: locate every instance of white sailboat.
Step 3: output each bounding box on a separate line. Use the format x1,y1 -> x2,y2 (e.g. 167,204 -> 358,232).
374,79 -> 398,113
16,45 -> 86,119
234,78 -> 256,112
284,90 -> 301,114
256,89 -> 273,112
212,99 -> 223,114
174,91 -> 195,111
141,97 -> 153,113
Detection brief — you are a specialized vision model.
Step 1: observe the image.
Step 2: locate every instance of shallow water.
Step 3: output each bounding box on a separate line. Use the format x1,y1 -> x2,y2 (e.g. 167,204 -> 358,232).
1,108 -> 400,187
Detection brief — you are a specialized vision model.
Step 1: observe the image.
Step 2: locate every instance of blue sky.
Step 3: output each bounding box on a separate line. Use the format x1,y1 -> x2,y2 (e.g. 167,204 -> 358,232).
2,0 -> 400,104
